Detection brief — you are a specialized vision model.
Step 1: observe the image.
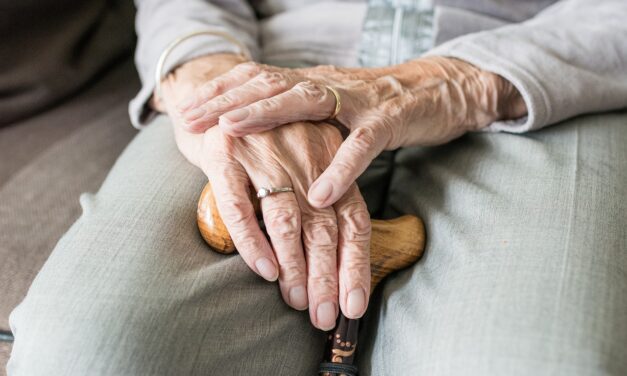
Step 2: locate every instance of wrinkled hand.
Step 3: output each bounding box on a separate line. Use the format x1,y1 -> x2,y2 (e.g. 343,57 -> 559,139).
178,57 -> 526,208
160,54 -> 372,331
199,122 -> 371,330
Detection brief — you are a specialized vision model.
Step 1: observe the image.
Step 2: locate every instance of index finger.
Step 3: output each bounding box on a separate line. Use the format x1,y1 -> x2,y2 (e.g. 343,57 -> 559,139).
334,184 -> 371,319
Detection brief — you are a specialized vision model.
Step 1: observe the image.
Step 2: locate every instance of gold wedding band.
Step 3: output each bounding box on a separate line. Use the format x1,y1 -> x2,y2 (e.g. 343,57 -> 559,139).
325,85 -> 342,120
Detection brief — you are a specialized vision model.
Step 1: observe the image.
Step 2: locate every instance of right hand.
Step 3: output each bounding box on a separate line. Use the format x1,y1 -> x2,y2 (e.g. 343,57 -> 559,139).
158,54 -> 372,331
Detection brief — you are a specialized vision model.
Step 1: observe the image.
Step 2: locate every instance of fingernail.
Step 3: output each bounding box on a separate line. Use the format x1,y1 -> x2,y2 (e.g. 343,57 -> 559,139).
309,180 -> 333,206
255,258 -> 278,281
289,285 -> 308,310
223,108 -> 249,123
183,107 -> 206,122
316,301 -> 338,330
347,288 -> 367,318
177,97 -> 195,112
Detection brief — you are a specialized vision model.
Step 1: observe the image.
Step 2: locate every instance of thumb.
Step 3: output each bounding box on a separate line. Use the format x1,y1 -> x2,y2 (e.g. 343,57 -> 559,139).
308,126 -> 387,208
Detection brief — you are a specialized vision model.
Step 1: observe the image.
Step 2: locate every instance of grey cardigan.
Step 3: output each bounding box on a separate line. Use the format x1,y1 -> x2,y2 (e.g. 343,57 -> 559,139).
130,0 -> 627,133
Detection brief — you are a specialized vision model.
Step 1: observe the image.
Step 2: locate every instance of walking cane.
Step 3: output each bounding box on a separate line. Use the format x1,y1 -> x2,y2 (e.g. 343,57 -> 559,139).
197,182 -> 426,376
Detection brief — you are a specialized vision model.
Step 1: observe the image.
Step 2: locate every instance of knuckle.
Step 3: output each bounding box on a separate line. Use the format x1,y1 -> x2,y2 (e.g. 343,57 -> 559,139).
303,215 -> 338,249
258,71 -> 289,90
350,127 -> 377,152
219,123 -> 244,137
212,80 -> 226,92
186,122 -> 209,133
342,206 -> 371,242
215,94 -> 236,108
278,259 -> 306,281
309,273 -> 338,292
256,98 -> 281,113
266,208 -> 301,240
376,75 -> 404,94
220,199 -> 256,228
294,81 -> 325,103
235,62 -> 261,76
304,214 -> 337,230
202,80 -> 225,97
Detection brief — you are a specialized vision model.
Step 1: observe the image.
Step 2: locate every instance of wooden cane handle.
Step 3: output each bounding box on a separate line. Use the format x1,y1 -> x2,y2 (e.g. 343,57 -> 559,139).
197,182 -> 425,292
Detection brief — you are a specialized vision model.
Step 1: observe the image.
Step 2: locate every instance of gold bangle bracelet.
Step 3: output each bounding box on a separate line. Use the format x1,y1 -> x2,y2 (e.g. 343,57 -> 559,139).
154,30 -> 252,101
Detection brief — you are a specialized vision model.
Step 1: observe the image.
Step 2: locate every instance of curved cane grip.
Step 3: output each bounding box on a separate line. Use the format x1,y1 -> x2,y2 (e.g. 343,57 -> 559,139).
197,182 -> 425,291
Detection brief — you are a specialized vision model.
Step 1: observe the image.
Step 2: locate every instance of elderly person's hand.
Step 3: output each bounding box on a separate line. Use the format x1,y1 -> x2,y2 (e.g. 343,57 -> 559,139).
177,57 -> 527,208
160,54 -> 372,331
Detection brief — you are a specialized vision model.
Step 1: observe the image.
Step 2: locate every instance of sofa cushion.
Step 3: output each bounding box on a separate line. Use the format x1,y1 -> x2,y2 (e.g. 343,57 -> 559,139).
0,59 -> 139,332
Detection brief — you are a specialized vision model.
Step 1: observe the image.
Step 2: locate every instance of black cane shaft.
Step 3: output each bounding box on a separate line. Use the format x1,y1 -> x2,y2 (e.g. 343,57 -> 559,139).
319,314 -> 360,376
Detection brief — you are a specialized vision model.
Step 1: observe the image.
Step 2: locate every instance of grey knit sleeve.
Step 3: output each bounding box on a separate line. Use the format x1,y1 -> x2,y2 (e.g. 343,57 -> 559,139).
129,0 -> 260,128
427,0 -> 627,132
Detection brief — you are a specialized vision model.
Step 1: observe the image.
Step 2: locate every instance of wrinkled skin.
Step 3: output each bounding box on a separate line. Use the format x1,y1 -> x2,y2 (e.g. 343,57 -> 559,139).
159,54 -> 371,331
178,57 -> 526,208
200,123 -> 372,331
160,53 -> 526,330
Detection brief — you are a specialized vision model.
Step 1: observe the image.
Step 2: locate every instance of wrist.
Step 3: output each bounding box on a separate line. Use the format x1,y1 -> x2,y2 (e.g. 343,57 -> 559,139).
400,57 -> 527,132
470,67 -> 527,131
490,72 -> 527,123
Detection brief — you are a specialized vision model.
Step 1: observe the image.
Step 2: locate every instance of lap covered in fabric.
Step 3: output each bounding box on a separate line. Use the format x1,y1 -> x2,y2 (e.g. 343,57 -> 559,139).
8,112 -> 627,375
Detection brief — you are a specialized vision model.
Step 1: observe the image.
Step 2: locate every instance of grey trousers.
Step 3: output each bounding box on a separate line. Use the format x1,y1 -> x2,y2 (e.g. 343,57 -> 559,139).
8,112 -> 627,375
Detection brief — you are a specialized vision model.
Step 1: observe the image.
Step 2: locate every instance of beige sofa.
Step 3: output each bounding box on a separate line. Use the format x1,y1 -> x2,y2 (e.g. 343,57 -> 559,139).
0,59 -> 139,374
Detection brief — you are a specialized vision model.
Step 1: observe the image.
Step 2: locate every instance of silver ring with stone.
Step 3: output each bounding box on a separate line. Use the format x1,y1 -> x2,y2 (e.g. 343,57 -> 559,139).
256,187 -> 294,199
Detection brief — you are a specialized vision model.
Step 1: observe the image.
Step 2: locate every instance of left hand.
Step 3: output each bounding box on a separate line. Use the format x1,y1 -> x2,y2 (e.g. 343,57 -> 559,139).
177,57 -> 526,208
